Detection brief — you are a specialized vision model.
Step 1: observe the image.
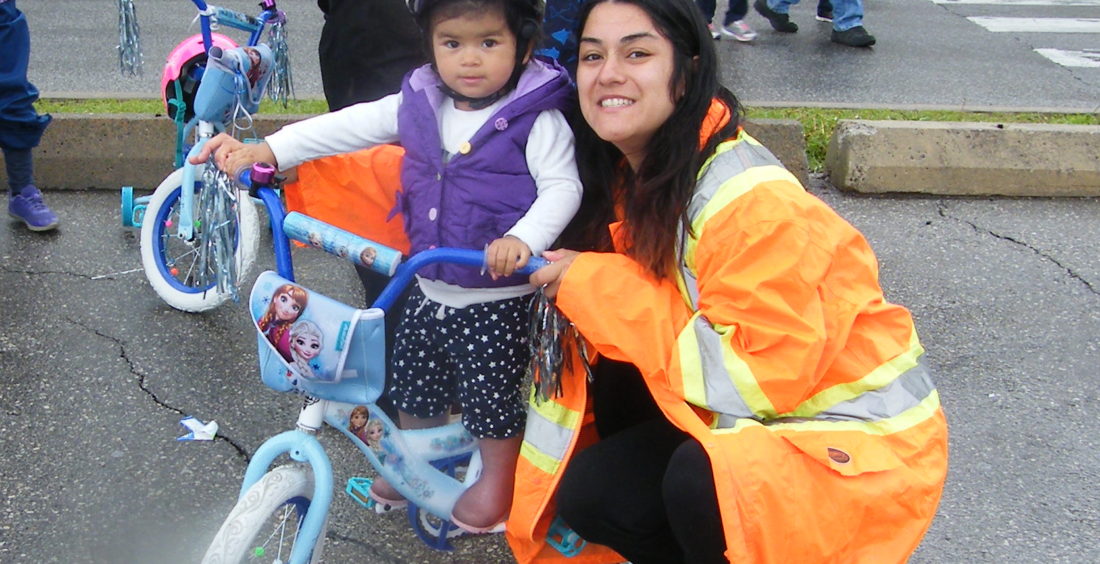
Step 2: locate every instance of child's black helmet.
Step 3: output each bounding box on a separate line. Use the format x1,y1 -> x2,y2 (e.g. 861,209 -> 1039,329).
406,0 -> 545,108
407,0 -> 544,33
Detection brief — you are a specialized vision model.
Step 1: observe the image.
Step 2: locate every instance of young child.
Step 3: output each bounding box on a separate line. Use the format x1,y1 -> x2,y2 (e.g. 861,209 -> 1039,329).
194,0 -> 580,534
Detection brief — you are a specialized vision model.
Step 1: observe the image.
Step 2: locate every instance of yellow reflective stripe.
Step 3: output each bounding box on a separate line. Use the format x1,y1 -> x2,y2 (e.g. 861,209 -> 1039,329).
717,320 -> 778,417
520,441 -> 562,475
677,311 -> 777,418
519,393 -> 583,475
714,389 -> 942,437
788,330 -> 925,418
677,312 -> 707,408
529,392 -> 581,430
684,164 -> 800,273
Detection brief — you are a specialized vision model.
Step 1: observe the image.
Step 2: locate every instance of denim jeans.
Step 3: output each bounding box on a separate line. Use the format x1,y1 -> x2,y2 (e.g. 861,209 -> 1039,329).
768,0 -> 864,31
697,0 -> 749,25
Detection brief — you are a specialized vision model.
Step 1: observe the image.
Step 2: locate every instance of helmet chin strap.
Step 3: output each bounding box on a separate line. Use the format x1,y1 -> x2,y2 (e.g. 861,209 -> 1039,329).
437,82 -> 510,110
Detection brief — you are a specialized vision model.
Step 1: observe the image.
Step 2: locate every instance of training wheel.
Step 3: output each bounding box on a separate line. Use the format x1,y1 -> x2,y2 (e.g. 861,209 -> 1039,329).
409,503 -> 464,551
121,187 -> 135,227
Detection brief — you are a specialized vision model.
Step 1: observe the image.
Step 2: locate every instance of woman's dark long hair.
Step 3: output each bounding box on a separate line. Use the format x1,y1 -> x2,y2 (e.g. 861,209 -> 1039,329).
561,0 -> 742,280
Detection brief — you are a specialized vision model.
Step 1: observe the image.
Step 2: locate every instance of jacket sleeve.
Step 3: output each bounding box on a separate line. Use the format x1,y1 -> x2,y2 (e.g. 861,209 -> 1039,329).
556,181 -> 837,419
556,252 -> 692,388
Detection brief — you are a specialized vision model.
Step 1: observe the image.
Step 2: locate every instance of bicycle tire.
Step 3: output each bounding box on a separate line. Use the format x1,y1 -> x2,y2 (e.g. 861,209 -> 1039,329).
139,166 -> 260,312
202,464 -> 325,564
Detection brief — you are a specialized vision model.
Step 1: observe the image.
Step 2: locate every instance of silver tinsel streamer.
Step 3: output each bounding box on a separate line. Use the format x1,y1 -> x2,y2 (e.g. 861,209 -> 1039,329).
527,288 -> 593,404
201,160 -> 243,302
265,18 -> 294,107
117,0 -> 143,76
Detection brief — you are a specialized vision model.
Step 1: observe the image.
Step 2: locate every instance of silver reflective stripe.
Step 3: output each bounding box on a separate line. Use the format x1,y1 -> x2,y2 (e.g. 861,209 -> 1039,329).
522,404 -> 573,463
682,138 -> 784,308
687,138 -> 782,222
692,314 -> 758,420
818,361 -> 937,421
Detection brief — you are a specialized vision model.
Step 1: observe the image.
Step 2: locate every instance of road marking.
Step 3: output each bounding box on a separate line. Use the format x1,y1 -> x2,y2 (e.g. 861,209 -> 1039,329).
933,0 -> 1100,6
968,17 -> 1100,32
1035,48 -> 1100,67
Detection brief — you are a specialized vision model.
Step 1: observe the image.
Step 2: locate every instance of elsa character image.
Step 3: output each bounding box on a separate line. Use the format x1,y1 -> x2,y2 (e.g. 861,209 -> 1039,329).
257,283 -> 309,362
364,418 -> 384,451
289,319 -> 323,380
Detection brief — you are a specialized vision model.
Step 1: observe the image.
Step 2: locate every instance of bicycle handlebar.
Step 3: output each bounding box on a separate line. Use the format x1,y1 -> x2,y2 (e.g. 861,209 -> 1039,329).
239,165 -> 551,311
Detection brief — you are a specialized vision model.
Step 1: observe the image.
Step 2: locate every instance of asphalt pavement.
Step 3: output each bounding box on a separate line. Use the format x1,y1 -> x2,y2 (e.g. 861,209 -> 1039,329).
21,0 -> 1100,111
3,181 -> 1099,563
3,0 -> 1100,563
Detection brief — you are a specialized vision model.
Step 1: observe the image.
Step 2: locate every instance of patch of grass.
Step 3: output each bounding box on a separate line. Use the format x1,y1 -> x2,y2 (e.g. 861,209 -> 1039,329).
37,98 -> 1099,172
746,106 -> 1100,171
36,97 -> 329,116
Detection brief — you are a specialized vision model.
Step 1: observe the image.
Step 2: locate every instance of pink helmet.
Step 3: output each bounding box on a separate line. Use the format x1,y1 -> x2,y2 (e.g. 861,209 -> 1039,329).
161,32 -> 239,121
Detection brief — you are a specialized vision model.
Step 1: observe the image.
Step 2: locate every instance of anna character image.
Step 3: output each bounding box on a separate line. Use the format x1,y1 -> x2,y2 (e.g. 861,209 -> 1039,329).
257,283 -> 309,361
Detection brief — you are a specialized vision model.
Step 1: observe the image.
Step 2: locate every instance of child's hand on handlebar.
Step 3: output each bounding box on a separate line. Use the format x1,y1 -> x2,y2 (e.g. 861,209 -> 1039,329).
188,133 -> 279,175
486,235 -> 532,279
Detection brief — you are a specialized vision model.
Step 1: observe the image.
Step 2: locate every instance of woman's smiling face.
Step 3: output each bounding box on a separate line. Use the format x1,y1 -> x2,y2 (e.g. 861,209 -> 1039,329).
576,2 -> 678,169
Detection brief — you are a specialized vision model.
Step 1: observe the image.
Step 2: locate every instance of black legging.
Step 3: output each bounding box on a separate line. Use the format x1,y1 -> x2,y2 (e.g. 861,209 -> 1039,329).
556,360 -> 728,563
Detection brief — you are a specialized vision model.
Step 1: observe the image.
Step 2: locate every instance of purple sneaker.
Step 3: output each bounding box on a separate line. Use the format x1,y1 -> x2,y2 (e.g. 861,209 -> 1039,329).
9,186 -> 59,231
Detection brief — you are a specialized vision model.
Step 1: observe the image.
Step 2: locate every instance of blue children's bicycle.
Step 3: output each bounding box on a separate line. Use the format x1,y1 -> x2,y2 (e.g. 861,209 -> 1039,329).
195,168 -> 584,563
118,0 -> 292,312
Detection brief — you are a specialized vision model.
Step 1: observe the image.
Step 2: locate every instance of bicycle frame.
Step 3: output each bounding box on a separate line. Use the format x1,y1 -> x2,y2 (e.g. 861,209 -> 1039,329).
175,0 -> 283,242
229,175 -> 548,560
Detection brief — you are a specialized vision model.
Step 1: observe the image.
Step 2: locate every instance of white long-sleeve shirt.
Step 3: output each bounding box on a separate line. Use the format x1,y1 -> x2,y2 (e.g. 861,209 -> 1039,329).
265,92 -> 582,308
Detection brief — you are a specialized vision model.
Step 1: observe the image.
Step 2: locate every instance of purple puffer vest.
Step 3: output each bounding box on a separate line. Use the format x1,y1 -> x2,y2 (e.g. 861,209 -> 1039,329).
396,57 -> 573,288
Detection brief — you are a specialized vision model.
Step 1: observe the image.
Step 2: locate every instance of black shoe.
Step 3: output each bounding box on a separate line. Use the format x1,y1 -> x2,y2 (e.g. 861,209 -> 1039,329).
831,25 -> 876,47
753,0 -> 798,33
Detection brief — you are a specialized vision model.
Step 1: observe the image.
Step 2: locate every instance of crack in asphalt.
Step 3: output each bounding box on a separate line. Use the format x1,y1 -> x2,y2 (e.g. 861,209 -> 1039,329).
69,317 -> 251,461
325,530 -> 403,563
937,204 -> 1099,295
0,266 -> 103,281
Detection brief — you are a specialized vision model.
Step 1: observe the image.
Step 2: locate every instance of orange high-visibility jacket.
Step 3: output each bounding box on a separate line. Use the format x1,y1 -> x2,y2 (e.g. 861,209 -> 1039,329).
283,144 -> 411,254
506,119 -> 949,563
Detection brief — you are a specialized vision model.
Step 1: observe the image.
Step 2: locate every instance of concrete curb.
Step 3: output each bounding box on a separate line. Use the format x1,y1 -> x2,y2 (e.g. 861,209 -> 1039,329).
826,120 -> 1100,197
6,114 -> 811,193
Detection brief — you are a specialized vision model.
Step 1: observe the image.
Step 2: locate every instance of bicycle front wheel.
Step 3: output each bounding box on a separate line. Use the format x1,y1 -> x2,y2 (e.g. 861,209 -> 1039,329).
139,166 -> 260,312
203,464 -> 325,564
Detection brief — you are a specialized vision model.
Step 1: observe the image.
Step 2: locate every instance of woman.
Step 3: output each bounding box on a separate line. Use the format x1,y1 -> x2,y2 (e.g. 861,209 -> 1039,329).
507,0 -> 949,562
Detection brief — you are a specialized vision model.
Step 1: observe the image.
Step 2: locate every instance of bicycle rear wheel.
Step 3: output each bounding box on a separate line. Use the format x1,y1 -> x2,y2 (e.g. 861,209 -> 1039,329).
203,464 -> 325,564
139,166 -> 259,312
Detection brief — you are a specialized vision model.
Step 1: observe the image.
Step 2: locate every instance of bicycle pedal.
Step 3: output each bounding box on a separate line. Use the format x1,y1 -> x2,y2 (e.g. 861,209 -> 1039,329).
345,477 -> 376,509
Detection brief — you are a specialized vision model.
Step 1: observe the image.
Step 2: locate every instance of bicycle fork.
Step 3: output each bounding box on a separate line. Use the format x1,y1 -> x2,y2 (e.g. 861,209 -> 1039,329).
240,398 -> 334,564
176,122 -> 216,242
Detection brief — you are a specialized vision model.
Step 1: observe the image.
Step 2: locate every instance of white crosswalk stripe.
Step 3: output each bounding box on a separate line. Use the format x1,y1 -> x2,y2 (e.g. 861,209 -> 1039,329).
1035,48 -> 1100,66
932,0 -> 1100,5
969,17 -> 1100,32
932,0 -> 1100,71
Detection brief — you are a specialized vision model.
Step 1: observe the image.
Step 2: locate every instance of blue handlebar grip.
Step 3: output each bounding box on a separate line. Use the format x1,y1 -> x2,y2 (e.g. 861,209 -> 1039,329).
517,255 -> 549,275
283,212 -> 403,276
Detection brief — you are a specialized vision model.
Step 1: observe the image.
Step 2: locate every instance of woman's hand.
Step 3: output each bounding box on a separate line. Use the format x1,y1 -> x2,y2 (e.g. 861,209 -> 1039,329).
188,133 -> 278,175
529,249 -> 579,298
486,235 -> 532,278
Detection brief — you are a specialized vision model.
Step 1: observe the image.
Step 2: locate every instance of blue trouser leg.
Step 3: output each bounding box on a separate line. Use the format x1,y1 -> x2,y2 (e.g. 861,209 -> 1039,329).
723,0 -> 749,24
0,0 -> 51,152
830,0 -> 864,31
696,0 -> 718,22
3,147 -> 32,193
767,0 -> 798,15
